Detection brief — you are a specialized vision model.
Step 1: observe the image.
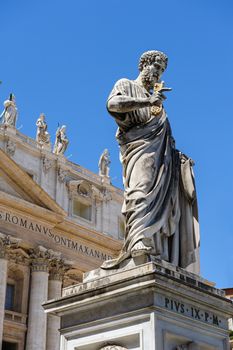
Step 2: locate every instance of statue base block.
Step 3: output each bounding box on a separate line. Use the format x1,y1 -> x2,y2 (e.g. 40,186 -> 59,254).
44,260 -> 233,350
0,124 -> 16,135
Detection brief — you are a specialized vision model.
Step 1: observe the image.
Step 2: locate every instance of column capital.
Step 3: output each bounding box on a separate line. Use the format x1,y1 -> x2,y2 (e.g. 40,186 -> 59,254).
29,246 -> 52,272
0,234 -> 19,259
49,258 -> 71,281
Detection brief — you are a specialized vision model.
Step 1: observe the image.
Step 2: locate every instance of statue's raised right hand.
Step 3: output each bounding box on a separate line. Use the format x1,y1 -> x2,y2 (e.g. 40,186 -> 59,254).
149,92 -> 164,106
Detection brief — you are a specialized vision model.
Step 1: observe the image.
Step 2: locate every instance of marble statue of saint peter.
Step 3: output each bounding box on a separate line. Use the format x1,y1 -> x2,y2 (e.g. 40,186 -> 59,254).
102,51 -> 200,274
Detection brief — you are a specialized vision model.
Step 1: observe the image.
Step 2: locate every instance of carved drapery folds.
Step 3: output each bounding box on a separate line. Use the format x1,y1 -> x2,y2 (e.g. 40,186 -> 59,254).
98,149 -> 110,178
36,113 -> 51,146
0,94 -> 18,127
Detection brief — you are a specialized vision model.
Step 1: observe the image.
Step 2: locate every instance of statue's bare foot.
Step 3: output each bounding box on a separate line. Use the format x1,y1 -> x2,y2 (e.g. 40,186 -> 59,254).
131,241 -> 152,257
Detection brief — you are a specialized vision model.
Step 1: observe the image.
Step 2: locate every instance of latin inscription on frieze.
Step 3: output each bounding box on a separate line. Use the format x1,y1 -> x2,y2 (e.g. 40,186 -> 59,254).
163,296 -> 224,328
0,210 -> 112,262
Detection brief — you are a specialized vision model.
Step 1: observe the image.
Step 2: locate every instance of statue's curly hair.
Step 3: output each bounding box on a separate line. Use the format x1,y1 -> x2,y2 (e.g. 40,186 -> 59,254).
138,50 -> 168,71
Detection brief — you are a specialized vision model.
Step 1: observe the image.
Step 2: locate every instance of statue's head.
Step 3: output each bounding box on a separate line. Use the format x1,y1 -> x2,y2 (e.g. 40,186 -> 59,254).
138,50 -> 168,89
61,125 -> 66,132
40,113 -> 45,120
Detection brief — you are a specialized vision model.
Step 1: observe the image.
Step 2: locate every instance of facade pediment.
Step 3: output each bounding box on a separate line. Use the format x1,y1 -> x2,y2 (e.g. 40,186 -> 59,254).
0,149 -> 66,216
0,175 -> 24,200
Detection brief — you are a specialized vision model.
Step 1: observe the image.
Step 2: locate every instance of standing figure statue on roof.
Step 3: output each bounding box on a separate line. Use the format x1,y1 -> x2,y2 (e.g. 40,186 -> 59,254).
53,125 -> 69,155
102,50 -> 200,274
36,113 -> 51,146
98,149 -> 110,177
0,93 -> 18,127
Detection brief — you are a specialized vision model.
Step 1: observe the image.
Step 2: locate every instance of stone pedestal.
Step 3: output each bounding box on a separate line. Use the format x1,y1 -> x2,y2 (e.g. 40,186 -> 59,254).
44,258 -> 233,350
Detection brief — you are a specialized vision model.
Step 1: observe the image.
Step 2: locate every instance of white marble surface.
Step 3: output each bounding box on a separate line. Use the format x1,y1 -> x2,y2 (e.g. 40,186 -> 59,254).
44,261 -> 233,350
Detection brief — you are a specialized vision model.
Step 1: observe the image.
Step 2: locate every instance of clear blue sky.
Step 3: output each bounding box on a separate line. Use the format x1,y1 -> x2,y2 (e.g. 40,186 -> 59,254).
1,0 -> 233,288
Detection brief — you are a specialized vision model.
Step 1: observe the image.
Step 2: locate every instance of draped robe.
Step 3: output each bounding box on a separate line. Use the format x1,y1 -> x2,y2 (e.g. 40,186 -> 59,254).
0,100 -> 17,126
102,79 -> 200,273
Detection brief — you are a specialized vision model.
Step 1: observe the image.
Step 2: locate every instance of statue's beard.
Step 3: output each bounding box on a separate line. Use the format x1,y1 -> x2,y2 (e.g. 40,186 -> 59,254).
141,67 -> 157,90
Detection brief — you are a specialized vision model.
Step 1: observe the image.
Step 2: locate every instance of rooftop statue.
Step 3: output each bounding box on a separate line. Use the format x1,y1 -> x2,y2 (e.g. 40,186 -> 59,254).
36,113 -> 51,146
0,93 -> 18,127
102,50 -> 200,273
98,149 -> 110,177
53,125 -> 69,155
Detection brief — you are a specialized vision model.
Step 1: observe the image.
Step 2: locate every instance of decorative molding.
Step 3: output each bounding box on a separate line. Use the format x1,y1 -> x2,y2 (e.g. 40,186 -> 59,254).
77,181 -> 91,198
67,180 -> 112,204
49,257 -> 71,281
0,234 -> 20,259
8,247 -> 30,265
6,139 -> 16,156
67,180 -> 92,203
67,180 -> 85,194
63,274 -> 81,288
91,185 -> 103,201
29,246 -> 53,272
92,185 -> 112,204
58,166 -> 68,183
42,156 -> 53,173
102,187 -> 112,203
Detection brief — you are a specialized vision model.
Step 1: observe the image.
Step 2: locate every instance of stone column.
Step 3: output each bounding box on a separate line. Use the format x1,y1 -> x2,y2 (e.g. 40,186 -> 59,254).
46,259 -> 65,350
0,235 -> 18,349
0,237 -> 9,348
25,247 -> 50,350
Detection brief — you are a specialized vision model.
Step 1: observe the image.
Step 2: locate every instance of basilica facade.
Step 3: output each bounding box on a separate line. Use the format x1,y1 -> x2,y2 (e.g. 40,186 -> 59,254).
0,123 -> 123,350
